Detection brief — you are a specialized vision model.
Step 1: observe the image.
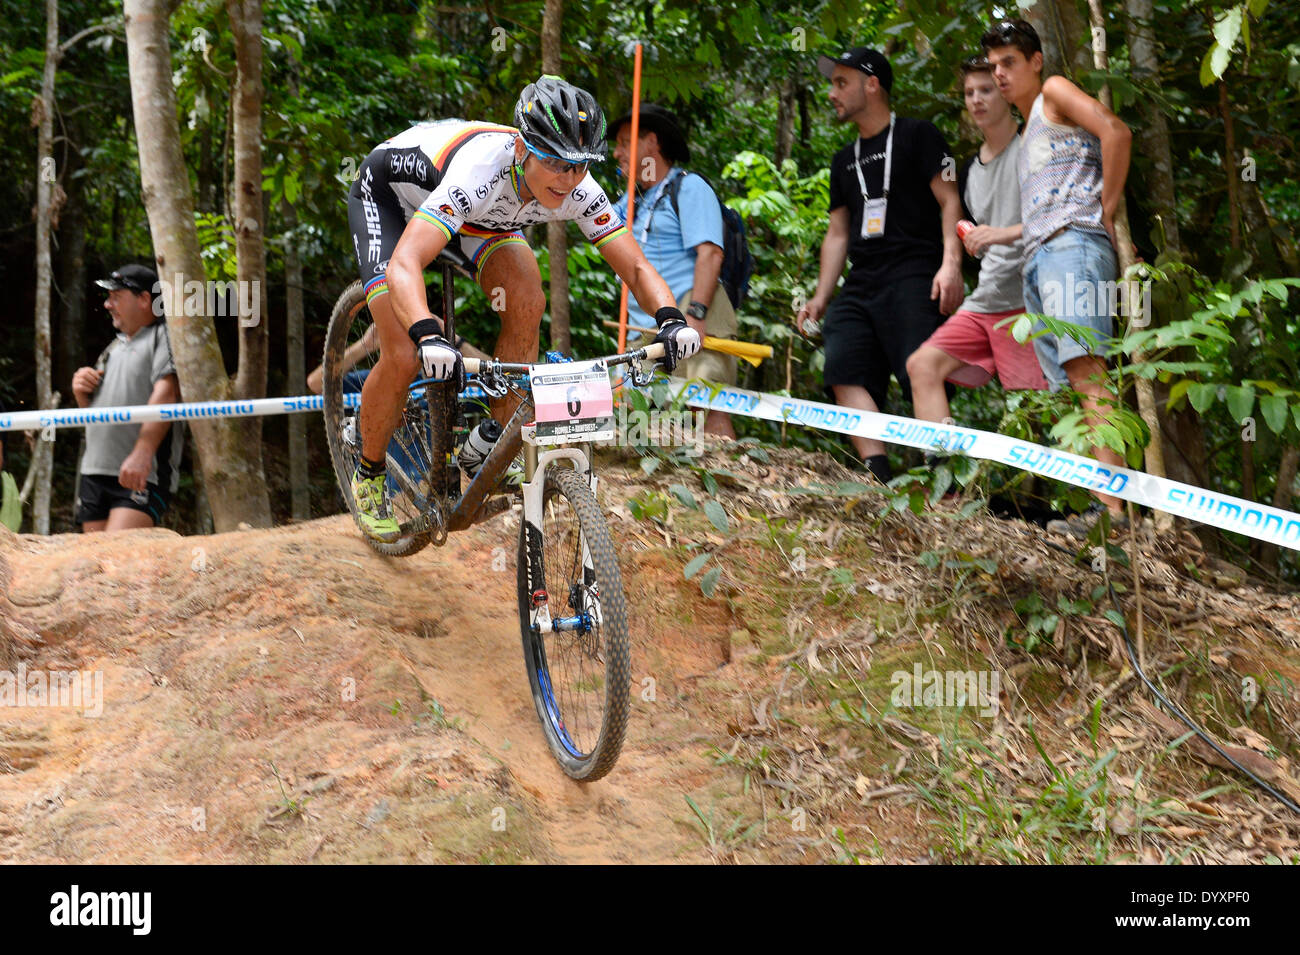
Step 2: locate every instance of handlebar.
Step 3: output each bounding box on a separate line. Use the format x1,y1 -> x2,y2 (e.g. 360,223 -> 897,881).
463,341 -> 666,377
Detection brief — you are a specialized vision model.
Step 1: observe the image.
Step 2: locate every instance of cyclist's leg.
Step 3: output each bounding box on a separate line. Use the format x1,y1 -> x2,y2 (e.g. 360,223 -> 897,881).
358,293 -> 420,463
344,155 -> 418,539
472,231 -> 544,425
346,157 -> 420,468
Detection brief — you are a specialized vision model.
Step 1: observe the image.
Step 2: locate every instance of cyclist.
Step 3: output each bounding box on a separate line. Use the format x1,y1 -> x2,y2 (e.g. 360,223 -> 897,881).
345,76 -> 700,542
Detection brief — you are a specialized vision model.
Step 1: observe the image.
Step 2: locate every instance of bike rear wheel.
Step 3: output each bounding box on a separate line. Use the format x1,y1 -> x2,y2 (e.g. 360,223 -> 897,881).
322,280 -> 455,557
517,466 -> 631,781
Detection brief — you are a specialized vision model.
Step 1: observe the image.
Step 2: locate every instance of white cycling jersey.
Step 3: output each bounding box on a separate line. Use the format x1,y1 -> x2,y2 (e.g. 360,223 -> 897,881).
377,119 -> 626,248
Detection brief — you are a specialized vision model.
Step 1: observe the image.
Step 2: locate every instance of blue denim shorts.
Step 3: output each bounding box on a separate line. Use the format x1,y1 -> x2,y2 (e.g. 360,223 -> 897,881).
1022,227 -> 1118,391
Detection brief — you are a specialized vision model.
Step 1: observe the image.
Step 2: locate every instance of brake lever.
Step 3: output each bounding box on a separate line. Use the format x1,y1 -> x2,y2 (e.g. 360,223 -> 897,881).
477,358 -> 511,399
629,356 -> 658,388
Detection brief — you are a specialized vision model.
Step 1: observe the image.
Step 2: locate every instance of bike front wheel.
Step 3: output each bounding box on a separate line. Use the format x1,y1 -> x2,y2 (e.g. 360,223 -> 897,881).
517,466 -> 631,782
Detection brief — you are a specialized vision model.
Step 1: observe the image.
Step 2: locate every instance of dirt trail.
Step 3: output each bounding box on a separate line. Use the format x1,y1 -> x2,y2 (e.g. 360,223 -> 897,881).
0,510 -> 738,864
11,445 -> 1292,865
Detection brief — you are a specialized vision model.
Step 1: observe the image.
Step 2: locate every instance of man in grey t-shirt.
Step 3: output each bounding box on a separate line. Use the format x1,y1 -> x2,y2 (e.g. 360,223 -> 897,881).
72,264 -> 183,532
906,56 -> 1046,427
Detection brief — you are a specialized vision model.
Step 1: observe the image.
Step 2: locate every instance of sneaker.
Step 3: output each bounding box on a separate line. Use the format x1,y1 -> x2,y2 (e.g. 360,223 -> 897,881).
861,454 -> 893,484
341,415 -> 360,452
922,453 -> 961,503
461,451 -> 525,489
503,455 -> 524,487
351,467 -> 401,542
1046,503 -> 1129,540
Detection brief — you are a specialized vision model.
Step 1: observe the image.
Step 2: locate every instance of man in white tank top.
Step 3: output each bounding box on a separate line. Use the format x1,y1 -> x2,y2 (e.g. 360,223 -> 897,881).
982,19 -> 1134,536
906,55 -> 1046,434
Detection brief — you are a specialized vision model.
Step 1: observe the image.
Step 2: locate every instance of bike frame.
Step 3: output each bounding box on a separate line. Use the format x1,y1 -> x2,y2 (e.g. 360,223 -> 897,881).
402,258 -> 665,544
453,346 -> 665,635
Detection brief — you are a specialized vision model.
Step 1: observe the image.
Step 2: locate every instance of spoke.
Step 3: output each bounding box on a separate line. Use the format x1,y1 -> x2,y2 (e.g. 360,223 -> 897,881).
539,481 -> 605,756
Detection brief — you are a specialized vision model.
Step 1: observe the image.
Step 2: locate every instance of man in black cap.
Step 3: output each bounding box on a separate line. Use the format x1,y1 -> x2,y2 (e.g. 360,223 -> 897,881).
71,264 -> 183,532
797,47 -> 964,482
612,103 -> 737,438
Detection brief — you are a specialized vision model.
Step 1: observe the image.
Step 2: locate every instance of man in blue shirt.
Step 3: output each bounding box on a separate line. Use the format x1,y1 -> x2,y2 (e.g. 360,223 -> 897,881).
612,104 -> 737,438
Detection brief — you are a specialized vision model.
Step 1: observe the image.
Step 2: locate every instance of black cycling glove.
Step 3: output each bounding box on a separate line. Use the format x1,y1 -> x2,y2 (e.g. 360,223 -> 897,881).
652,307 -> 702,372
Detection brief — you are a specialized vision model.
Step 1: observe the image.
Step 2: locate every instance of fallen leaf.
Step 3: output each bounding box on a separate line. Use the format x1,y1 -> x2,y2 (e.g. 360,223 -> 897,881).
1110,807 -> 1136,836
1228,726 -> 1273,753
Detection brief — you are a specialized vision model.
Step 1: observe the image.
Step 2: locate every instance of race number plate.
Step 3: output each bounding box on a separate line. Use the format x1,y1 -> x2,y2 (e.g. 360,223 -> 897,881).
531,359 -> 615,444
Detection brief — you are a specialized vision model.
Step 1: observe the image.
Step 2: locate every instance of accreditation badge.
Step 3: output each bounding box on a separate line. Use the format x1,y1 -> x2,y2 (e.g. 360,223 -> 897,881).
862,197 -> 887,239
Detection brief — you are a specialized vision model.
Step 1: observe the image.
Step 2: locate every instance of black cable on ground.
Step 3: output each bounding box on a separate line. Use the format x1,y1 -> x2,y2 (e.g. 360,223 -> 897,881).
1105,577 -> 1300,815
1042,536 -> 1300,814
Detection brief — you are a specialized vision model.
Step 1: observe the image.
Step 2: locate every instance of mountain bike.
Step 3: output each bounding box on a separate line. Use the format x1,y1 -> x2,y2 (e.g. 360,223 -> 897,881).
321,253 -> 664,781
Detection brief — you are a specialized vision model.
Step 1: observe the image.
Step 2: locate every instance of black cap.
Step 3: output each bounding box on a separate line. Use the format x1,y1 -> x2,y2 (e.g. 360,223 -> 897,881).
609,104 -> 691,163
817,47 -> 893,94
96,264 -> 159,295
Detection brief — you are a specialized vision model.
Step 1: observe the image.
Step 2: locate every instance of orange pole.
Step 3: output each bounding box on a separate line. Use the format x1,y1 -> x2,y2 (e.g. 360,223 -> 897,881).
617,42 -> 644,353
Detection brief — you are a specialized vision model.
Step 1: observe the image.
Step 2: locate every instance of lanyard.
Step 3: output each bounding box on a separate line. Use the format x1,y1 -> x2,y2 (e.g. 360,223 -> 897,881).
636,167 -> 684,244
852,112 -> 895,201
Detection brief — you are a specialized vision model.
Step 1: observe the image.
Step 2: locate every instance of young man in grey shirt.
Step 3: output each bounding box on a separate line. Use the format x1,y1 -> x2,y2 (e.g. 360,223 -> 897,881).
907,55 -> 1046,426
72,264 -> 183,532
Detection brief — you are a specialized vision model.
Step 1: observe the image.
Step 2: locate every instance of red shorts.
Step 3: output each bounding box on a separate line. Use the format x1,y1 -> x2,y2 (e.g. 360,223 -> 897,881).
922,308 -> 1048,391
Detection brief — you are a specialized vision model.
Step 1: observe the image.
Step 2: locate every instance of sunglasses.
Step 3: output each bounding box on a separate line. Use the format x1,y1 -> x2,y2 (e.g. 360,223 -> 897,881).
523,140 -> 589,177
961,54 -> 989,71
992,20 -> 1032,40
109,272 -> 149,293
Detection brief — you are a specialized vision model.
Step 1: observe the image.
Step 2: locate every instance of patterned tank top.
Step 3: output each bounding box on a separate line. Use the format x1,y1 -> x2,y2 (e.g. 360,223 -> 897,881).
1018,93 -> 1107,263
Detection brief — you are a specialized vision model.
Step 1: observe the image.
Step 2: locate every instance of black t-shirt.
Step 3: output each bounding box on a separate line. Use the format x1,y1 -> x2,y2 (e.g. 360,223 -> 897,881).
828,116 -> 952,282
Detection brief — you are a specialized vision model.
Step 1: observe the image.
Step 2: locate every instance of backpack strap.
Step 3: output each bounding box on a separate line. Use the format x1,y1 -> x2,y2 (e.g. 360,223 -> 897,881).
667,168 -> 714,220
641,167 -> 686,239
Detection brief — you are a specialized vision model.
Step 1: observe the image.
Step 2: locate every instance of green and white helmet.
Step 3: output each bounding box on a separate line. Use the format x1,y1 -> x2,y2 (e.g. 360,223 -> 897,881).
514,75 -> 607,163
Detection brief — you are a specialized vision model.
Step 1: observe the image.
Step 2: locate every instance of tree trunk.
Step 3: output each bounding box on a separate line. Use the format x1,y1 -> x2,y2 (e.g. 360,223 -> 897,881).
1122,0 -> 1179,253
124,0 -> 271,531
1085,0 -> 1169,528
1260,445 -> 1299,578
1238,164 -> 1298,276
227,0 -> 272,528
797,84 -> 810,152
775,75 -> 795,168
542,0 -> 570,355
1022,0 -> 1089,80
58,172 -> 87,393
284,200 -> 309,521
30,0 -> 59,535
283,59 -> 309,522
1122,0 -> 1208,494
1218,81 -> 1241,251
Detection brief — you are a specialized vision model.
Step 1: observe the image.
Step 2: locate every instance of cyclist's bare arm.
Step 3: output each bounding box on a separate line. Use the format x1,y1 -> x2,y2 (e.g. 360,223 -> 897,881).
388,218 -> 453,333
599,232 -> 677,316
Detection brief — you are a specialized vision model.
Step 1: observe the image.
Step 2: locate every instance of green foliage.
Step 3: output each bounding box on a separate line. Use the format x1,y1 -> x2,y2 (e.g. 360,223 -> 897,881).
682,793 -> 761,858
1,0 -> 1298,555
